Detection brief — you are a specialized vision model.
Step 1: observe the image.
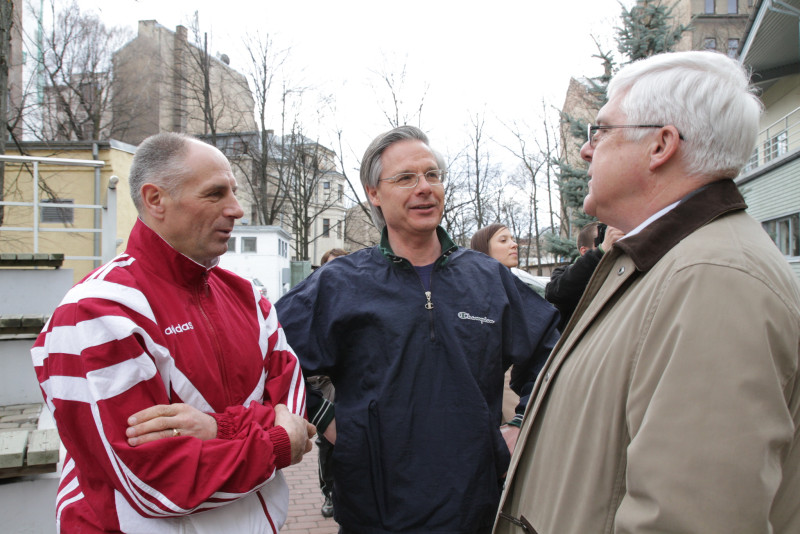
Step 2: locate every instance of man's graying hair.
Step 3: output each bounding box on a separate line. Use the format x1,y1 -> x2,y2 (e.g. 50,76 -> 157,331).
129,132 -> 196,214
608,51 -> 762,179
360,125 -> 447,230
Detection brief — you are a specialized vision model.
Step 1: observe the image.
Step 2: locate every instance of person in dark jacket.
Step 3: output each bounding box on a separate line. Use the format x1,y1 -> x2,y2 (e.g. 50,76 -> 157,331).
311,247 -> 348,519
545,221 -> 624,330
275,126 -> 560,534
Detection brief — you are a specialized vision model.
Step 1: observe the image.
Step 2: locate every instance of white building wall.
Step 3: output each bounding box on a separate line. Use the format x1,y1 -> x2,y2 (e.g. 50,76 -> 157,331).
310,205 -> 348,265
218,226 -> 292,301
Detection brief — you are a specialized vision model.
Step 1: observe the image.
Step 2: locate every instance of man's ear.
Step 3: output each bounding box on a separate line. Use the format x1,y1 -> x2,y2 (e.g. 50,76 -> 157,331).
366,185 -> 381,208
649,125 -> 682,172
140,183 -> 168,221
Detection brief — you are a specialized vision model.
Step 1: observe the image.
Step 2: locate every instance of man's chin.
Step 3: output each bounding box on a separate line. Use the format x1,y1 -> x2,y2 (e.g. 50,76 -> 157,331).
583,198 -> 597,217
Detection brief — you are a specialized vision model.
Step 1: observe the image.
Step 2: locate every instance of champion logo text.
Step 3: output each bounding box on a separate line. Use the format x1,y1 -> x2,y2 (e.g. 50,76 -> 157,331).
457,312 -> 496,325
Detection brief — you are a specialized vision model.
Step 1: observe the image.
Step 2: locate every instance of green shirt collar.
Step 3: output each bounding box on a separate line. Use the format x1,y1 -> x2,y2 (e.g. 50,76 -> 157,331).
378,226 -> 458,269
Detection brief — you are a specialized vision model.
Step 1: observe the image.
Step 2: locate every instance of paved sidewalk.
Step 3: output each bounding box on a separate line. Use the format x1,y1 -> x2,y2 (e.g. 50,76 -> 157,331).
282,443 -> 339,533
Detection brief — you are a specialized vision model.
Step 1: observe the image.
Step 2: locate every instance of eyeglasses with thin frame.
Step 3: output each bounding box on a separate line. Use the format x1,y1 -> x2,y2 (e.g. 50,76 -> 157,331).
380,169 -> 446,189
587,124 -> 685,148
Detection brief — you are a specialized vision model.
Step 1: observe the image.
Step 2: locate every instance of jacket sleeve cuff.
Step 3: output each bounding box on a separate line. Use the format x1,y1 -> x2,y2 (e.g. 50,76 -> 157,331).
268,426 -> 292,469
310,398 -> 335,433
506,414 -> 523,428
209,411 -> 236,439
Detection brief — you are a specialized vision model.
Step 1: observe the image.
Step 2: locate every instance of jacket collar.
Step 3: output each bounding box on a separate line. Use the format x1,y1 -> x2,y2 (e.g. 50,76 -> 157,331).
126,218 -> 214,288
378,225 -> 458,269
614,179 -> 747,272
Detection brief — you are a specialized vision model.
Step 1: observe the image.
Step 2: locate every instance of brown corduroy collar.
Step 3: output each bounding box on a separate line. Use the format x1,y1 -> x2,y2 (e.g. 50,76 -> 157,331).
614,179 -> 748,273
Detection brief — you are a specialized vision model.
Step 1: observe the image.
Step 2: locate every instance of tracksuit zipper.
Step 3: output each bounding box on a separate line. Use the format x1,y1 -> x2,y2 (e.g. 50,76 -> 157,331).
197,273 -> 233,406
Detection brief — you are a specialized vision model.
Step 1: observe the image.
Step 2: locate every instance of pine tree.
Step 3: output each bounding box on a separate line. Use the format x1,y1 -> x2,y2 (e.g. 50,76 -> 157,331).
617,0 -> 690,61
548,0 -> 688,261
547,45 -> 614,258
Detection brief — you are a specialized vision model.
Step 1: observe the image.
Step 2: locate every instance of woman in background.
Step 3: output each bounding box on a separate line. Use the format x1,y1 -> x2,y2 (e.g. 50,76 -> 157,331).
470,223 -> 557,425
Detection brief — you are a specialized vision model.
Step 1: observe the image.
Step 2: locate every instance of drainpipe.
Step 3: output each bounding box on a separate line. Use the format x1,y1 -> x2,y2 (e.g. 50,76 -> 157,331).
103,176 -> 118,264
93,142 -> 101,268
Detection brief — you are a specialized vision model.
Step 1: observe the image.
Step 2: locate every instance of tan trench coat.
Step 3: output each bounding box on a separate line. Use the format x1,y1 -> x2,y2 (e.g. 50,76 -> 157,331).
495,180 -> 800,534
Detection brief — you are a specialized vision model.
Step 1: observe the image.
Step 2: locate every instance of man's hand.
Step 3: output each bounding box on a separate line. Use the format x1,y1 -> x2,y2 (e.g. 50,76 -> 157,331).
500,424 -> 521,455
601,225 -> 625,252
274,404 -> 315,465
126,403 -> 217,446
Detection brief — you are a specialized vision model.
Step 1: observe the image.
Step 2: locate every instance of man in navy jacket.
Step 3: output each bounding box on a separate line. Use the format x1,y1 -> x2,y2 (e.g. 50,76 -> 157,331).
276,126 -> 559,534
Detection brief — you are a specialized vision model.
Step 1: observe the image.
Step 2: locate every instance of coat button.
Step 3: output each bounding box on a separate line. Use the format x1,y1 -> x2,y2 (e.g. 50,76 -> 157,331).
618,266 -> 625,275
544,372 -> 551,382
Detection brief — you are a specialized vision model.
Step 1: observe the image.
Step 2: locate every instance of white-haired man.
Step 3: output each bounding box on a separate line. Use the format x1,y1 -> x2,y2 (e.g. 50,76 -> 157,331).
495,51 -> 800,534
32,132 -> 314,533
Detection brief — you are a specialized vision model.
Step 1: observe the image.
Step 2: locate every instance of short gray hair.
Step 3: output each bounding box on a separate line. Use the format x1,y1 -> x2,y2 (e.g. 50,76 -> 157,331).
359,125 -> 446,230
129,132 -> 196,214
608,51 -> 762,179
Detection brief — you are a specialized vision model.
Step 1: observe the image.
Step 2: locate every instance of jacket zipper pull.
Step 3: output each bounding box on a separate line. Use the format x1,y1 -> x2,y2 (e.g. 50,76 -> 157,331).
202,272 -> 211,297
424,291 -> 434,310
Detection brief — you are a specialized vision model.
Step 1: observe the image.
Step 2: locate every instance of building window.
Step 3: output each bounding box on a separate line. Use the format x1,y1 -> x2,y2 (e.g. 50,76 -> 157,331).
705,0 -> 715,13
763,214 -> 800,257
704,38 -> 716,50
727,0 -> 738,13
242,237 -> 257,253
40,198 -> 74,223
82,122 -> 95,140
279,239 -> 288,258
323,218 -> 330,237
764,131 -> 789,162
323,181 -> 330,190
228,237 -> 237,253
337,219 -> 342,238
727,38 -> 739,58
338,184 -> 344,202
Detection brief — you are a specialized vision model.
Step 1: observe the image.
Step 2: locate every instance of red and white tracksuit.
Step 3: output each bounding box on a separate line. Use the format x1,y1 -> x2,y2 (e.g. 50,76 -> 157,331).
32,219 -> 306,533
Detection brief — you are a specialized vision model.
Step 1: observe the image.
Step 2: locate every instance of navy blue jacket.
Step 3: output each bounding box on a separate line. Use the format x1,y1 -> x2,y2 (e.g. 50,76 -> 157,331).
275,228 -> 560,533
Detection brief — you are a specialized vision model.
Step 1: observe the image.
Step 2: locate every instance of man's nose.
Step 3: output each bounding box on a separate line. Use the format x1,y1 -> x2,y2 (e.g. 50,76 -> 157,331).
580,141 -> 593,163
226,196 -> 244,219
413,174 -> 433,192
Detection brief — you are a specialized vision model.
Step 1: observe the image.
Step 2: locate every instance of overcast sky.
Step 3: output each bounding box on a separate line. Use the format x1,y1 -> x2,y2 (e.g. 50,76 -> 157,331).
71,0 -> 633,174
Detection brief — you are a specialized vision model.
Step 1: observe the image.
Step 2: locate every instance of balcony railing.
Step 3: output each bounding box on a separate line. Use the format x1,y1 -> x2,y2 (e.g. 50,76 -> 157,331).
743,106 -> 800,173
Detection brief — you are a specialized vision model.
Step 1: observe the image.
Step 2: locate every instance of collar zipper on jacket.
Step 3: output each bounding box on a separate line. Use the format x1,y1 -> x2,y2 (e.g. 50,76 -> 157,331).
415,272 -> 436,341
196,273 -> 233,407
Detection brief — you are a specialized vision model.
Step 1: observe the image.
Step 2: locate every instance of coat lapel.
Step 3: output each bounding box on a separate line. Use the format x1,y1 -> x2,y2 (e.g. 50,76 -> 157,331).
503,247 -> 639,491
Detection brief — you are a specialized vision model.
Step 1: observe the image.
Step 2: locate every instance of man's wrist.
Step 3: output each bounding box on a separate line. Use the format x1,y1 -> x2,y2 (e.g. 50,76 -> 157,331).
209,411 -> 234,439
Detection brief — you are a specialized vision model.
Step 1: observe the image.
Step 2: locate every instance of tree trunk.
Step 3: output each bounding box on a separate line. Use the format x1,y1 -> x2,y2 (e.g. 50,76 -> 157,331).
0,0 -> 12,226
